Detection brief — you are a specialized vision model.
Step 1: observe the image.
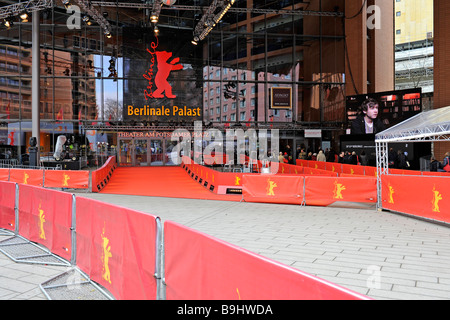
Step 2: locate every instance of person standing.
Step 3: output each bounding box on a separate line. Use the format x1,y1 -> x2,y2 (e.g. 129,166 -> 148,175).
443,152 -> 450,172
430,156 -> 444,172
397,150 -> 407,169
359,151 -> 368,166
317,150 -> 326,162
388,148 -> 397,168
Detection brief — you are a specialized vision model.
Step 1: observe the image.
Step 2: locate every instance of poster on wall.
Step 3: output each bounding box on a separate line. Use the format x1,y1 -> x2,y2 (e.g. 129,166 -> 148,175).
122,27 -> 203,123
270,87 -> 292,109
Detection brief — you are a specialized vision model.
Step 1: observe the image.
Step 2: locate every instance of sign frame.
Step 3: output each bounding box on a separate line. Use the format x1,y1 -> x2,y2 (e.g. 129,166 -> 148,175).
270,87 -> 292,110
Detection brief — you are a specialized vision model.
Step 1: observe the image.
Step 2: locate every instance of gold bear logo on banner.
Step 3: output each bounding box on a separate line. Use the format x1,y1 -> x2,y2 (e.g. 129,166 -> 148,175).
38,202 -> 46,240
333,180 -> 346,200
63,174 -> 70,187
432,186 -> 442,213
388,184 -> 395,204
101,225 -> 112,284
23,172 -> 29,184
235,176 -> 241,186
266,179 -> 277,196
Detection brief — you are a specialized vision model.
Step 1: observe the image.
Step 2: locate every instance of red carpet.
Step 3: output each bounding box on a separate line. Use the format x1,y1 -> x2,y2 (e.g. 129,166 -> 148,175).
99,166 -> 242,201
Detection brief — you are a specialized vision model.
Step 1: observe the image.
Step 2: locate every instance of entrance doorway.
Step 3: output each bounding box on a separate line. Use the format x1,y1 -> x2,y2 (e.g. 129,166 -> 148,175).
118,138 -> 178,167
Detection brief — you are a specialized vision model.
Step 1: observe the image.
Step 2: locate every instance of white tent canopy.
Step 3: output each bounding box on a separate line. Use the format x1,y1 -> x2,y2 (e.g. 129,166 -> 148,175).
375,106 -> 450,208
375,106 -> 450,143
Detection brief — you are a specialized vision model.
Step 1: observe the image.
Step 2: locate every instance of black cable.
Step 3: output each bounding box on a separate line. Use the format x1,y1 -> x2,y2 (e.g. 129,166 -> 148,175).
345,0 -> 368,20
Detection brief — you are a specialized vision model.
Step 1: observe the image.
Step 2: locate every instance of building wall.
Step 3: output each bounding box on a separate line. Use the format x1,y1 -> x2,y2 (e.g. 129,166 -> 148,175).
368,0 -> 394,93
395,0 -> 434,44
433,0 -> 450,159
345,0 -> 394,97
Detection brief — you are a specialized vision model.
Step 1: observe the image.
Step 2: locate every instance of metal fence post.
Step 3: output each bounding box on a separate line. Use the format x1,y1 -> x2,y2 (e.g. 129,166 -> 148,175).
71,194 -> 77,266
155,217 -> 163,300
14,183 -> 19,235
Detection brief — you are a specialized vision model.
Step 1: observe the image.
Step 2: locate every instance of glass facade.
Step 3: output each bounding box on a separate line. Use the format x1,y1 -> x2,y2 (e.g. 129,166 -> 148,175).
0,0 -> 346,165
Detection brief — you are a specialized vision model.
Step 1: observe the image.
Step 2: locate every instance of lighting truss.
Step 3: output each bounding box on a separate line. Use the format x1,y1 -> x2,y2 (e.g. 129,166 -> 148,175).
0,0 -> 52,21
90,1 -> 344,17
192,0 -> 236,44
71,0 -> 112,37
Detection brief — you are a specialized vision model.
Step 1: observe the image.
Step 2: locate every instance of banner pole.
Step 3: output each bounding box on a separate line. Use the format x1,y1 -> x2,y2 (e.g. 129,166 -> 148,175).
14,183 -> 19,235
71,194 -> 77,266
155,217 -> 163,300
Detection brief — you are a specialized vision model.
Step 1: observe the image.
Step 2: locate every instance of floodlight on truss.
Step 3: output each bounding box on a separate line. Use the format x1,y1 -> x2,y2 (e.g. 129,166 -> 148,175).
150,0 -> 163,23
192,0 -> 236,44
71,0 -> 113,38
0,0 -> 52,21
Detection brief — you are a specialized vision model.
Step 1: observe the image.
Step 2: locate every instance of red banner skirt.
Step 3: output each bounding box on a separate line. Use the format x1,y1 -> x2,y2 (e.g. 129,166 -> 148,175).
18,184 -> 73,261
164,221 -> 368,300
381,174 -> 450,223
0,181 -> 16,231
75,197 -> 159,300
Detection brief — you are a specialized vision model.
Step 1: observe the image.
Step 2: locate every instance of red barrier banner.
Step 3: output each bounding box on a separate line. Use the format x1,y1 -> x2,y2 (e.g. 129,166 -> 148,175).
381,175 -> 450,223
296,159 -> 308,167
389,168 -> 421,176
303,167 -> 338,177
422,171 -> 450,177
44,170 -> 89,189
364,166 -> 377,177
314,161 -> 327,170
18,185 -> 72,261
75,197 -> 158,300
304,176 -> 377,206
92,156 -> 116,192
164,221 -> 368,300
0,181 -> 16,231
10,169 -> 44,186
325,162 -> 342,174
242,174 -> 304,205
276,163 -> 303,174
342,164 -> 365,176
0,168 -> 8,181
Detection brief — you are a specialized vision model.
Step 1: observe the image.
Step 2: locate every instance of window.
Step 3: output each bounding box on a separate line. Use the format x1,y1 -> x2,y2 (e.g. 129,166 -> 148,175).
396,11 -> 401,16
396,29 -> 401,35
240,111 -> 246,121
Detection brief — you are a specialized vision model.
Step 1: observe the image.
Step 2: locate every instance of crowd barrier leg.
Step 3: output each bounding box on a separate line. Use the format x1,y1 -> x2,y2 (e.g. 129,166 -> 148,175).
155,217 -> 163,300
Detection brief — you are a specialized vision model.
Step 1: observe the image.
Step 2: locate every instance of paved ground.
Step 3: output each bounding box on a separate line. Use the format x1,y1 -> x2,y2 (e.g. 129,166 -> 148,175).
2,191 -> 450,300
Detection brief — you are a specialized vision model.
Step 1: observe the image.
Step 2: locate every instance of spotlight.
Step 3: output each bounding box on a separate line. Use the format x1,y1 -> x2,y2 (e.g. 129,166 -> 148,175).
104,30 -> 112,38
82,15 -> 91,24
154,25 -> 159,34
62,0 -> 71,9
4,19 -> 13,29
191,39 -> 198,45
19,11 -> 29,23
150,14 -> 159,23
